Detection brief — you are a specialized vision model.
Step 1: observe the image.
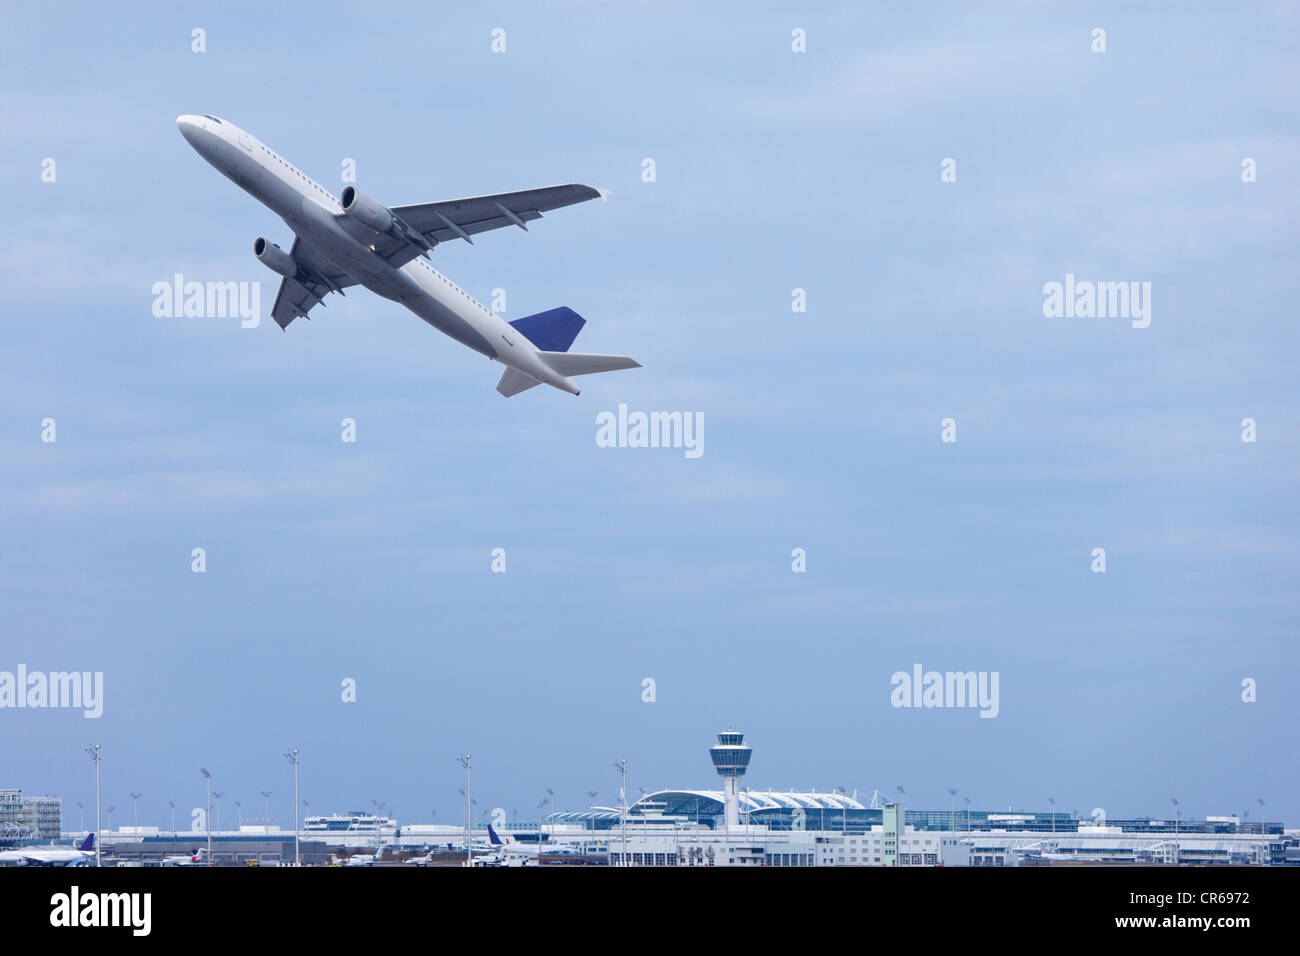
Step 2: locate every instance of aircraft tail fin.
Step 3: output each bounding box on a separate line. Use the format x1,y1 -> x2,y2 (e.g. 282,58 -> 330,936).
497,306 -> 639,396
79,833 -> 94,852
487,824 -> 504,846
509,306 -> 585,352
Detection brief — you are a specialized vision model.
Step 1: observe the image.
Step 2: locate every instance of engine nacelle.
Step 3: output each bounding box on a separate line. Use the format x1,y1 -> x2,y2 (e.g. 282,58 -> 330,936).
253,237 -> 296,278
340,185 -> 394,234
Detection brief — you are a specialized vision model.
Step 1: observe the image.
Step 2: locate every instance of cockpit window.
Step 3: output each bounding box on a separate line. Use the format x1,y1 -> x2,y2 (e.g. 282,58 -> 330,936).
203,115 -> 221,124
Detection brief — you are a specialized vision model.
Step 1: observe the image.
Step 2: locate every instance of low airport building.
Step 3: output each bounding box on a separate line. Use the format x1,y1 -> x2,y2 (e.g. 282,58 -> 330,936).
0,789 -> 60,845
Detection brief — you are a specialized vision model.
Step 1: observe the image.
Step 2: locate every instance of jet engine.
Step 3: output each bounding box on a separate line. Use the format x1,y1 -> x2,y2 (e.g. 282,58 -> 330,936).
253,237 -> 296,278
340,185 -> 394,234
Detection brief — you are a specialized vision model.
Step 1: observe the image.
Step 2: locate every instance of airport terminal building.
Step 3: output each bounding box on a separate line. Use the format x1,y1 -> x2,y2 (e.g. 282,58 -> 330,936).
548,731 -> 1287,867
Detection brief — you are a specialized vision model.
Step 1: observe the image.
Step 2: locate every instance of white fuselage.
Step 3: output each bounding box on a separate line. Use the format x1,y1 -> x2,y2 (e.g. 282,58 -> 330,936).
0,846 -> 92,865
176,115 -> 578,393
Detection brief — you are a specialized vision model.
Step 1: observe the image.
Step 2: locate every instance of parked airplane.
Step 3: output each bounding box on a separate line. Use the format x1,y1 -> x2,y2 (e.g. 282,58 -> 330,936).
160,847 -> 208,866
470,824 -> 588,866
1014,841 -> 1072,862
0,833 -> 95,866
176,115 -> 639,397
342,846 -> 385,867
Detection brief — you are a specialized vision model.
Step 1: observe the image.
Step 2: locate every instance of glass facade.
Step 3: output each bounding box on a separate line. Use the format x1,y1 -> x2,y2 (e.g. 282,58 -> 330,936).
570,792 -> 1280,839
0,789 -> 61,844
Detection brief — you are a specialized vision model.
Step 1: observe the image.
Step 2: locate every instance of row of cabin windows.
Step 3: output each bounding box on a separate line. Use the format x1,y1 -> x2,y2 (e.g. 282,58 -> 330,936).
256,143 -> 335,202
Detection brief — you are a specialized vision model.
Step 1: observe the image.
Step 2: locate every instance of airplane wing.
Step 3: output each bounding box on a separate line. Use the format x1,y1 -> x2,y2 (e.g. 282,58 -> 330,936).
391,184 -> 607,245
270,238 -> 357,330
329,183 -> 607,275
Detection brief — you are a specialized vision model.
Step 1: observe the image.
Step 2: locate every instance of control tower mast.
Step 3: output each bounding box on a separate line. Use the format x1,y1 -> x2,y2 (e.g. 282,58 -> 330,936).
709,728 -> 752,830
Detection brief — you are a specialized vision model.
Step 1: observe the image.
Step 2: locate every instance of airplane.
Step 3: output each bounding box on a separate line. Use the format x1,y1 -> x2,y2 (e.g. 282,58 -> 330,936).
0,833 -> 95,866
160,847 -> 208,866
1013,841 -> 1072,862
469,824 -> 588,866
342,846 -> 385,867
176,115 -> 640,397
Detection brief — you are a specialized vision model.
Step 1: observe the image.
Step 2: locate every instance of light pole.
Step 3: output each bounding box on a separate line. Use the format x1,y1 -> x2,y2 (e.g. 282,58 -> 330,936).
537,799 -> 547,854
200,769 -> 212,863
1049,797 -> 1056,835
76,801 -> 84,834
963,796 -> 971,833
1257,798 -> 1265,862
1171,798 -> 1180,865
85,745 -> 102,867
458,755 -> 472,867
168,801 -> 175,837
130,793 -> 141,832
372,798 -> 387,850
285,749 -> 300,867
106,805 -> 115,833
948,788 -> 958,833
213,793 -> 223,833
235,800 -> 242,829
613,759 -> 627,866
261,791 -> 271,831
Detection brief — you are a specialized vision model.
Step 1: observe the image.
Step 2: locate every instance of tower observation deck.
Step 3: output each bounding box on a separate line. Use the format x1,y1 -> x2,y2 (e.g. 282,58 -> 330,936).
709,729 -> 752,829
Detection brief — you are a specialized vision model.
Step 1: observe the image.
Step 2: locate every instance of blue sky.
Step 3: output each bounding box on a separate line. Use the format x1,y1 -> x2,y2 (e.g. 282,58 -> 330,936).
1,1 -> 1296,831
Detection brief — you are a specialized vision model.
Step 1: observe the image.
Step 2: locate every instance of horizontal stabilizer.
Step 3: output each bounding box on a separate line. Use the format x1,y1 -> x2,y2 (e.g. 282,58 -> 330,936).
509,306 -> 586,352
539,351 -> 641,377
496,367 -> 543,397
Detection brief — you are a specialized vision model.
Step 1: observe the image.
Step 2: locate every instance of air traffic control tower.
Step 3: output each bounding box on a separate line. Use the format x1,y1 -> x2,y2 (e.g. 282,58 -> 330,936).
709,728 -> 752,829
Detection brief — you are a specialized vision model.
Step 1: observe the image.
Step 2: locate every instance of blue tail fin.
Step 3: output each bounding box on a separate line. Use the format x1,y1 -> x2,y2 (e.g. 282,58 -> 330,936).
79,833 -> 94,852
509,307 -> 585,352
487,824 -> 504,846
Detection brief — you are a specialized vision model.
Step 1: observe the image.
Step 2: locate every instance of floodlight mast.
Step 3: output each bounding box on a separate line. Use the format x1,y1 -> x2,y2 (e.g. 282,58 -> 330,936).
612,759 -> 627,866
85,745 -> 102,867
285,749 -> 301,867
458,755 -> 472,867
200,768 -> 212,863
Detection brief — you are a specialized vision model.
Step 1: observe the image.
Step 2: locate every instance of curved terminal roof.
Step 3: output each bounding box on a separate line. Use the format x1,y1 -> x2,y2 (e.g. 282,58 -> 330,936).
633,789 -> 867,813
544,791 -> 867,825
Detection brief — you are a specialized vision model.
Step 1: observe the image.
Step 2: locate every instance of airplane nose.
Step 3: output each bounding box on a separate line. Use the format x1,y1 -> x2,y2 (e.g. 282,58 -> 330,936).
176,114 -> 201,142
